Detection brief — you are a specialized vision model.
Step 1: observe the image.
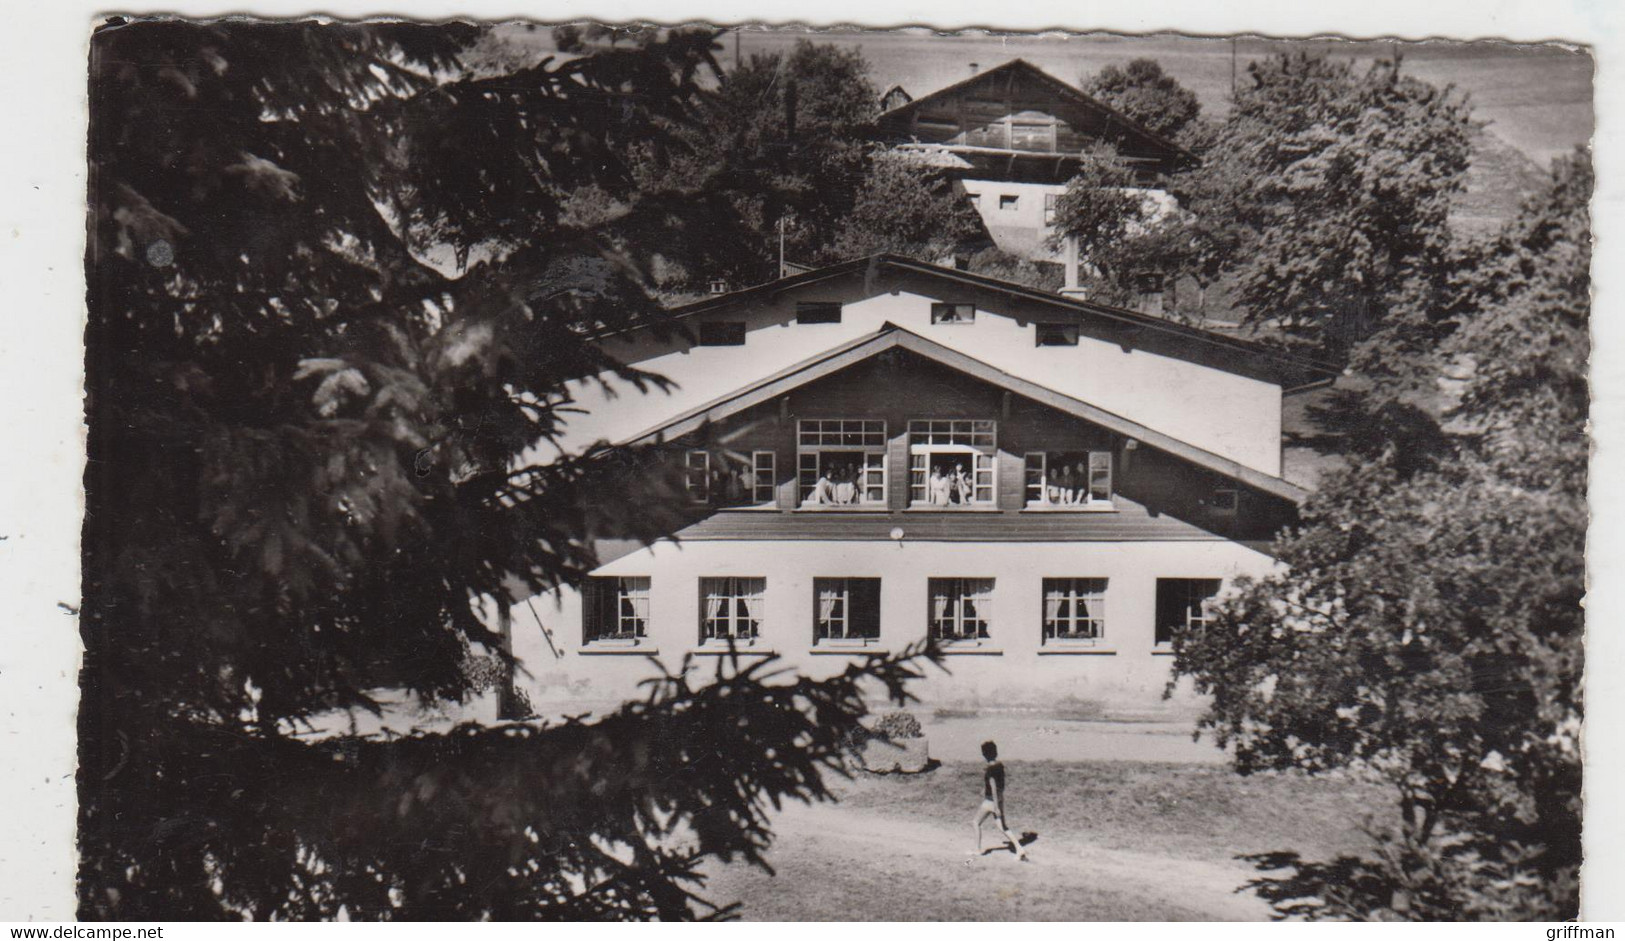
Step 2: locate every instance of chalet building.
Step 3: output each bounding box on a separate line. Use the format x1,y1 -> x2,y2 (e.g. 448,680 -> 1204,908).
508,254 -> 1336,711
873,59 -> 1191,290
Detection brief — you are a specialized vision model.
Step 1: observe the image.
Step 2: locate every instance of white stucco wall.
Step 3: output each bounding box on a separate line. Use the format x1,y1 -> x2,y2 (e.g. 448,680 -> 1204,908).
557,290 -> 1284,476
961,179 -> 1068,260
509,537 -> 1278,713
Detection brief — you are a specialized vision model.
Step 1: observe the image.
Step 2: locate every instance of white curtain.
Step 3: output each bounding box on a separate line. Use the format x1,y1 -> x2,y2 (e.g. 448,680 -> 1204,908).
705,591 -> 723,636
1044,590 -> 1063,625
818,588 -> 839,626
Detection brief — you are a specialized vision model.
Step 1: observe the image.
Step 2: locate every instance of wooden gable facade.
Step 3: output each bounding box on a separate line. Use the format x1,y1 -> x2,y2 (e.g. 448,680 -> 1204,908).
874,59 -> 1191,183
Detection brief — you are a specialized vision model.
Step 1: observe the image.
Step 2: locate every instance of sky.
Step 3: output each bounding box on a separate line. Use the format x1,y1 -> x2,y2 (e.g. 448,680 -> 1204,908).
493,25 -> 1594,167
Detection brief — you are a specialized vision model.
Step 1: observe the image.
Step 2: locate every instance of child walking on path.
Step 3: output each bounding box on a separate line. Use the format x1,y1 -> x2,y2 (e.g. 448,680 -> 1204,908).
973,740 -> 1029,861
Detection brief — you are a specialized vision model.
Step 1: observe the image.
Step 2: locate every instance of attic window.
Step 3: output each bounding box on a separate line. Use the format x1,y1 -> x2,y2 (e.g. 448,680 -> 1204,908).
708,278 -> 729,295
1210,488 -> 1239,515
1035,323 -> 1079,347
796,302 -> 843,325
998,194 -> 1020,211
696,322 -> 746,346
930,303 -> 976,325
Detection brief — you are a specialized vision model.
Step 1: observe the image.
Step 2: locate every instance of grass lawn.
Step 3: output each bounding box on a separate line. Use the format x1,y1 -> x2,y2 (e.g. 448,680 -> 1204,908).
698,758 -> 1391,921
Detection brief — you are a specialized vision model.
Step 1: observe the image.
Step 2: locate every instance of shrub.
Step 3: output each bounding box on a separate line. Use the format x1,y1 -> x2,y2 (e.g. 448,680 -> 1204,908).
870,710 -> 923,741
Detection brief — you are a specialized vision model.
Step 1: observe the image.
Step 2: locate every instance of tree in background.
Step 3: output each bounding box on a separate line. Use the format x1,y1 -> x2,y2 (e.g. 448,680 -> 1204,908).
823,151 -> 984,262
1083,57 -> 1202,142
1210,53 -> 1474,349
1167,151 -> 1589,920
1045,145 -> 1170,305
82,19 -> 933,919
568,34 -> 980,290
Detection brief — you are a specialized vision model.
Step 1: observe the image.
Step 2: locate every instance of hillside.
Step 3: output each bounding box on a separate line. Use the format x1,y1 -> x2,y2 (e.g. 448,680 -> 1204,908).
1449,125 -> 1552,241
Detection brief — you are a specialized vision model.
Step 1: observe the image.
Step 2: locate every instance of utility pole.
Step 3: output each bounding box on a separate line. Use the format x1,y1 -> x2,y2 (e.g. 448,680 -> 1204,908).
1230,38 -> 1238,101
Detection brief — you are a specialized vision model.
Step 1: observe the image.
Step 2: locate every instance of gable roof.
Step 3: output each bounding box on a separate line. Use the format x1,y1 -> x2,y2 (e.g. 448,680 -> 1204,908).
650,253 -> 1339,394
876,58 -> 1195,169
620,322 -> 1311,505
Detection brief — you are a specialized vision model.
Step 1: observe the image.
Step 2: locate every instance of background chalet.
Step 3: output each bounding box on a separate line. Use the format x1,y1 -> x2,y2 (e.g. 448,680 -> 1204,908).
509,255 -> 1336,710
873,59 -> 1190,270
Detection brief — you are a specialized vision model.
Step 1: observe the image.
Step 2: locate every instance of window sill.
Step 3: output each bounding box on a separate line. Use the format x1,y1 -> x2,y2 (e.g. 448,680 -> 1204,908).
793,505 -> 890,513
579,645 -> 658,656
936,645 -> 1003,656
715,504 -> 782,513
810,645 -> 890,655
1038,646 -> 1117,656
903,505 -> 1002,513
1020,503 -> 1118,514
689,646 -> 777,657
1151,647 -> 1177,657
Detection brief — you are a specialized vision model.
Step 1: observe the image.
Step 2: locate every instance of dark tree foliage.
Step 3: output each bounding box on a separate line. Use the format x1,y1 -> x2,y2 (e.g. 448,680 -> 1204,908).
572,36 -> 978,287
1091,53 -> 1472,354
1047,145 -> 1167,300
82,19 -> 934,919
1083,58 -> 1201,141
1168,151 -> 1590,921
822,152 -> 985,262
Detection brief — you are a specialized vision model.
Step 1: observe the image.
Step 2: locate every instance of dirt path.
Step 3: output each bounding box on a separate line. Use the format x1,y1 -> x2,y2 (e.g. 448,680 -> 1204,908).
705,799 -> 1272,921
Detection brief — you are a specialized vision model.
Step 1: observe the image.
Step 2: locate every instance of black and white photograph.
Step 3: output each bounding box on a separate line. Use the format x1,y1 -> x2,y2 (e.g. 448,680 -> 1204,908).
0,0 -> 1616,926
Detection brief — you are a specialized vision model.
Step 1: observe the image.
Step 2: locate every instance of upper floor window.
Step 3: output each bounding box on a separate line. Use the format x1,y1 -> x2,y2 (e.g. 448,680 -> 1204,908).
1042,578 -> 1107,644
1155,578 -> 1221,646
684,450 -> 711,503
998,194 -> 1020,210
699,576 -> 764,643
1043,192 -> 1059,225
910,420 -> 996,507
1011,122 -> 1055,153
814,577 -> 882,645
1023,450 -> 1113,508
685,449 -> 776,507
930,302 -> 976,325
796,302 -> 843,325
929,577 -> 994,644
1035,322 -> 1079,346
696,321 -> 746,346
798,420 -> 887,507
583,576 -> 651,645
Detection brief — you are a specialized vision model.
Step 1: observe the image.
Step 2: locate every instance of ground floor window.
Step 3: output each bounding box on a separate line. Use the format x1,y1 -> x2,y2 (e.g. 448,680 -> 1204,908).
1023,450 -> 1113,507
583,576 -> 651,644
1155,578 -> 1221,645
928,578 -> 994,642
1042,578 -> 1107,643
699,576 -> 765,643
814,577 -> 882,644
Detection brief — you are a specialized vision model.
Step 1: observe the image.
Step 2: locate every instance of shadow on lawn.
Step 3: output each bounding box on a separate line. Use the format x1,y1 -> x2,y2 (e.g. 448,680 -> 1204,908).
979,831 -> 1040,857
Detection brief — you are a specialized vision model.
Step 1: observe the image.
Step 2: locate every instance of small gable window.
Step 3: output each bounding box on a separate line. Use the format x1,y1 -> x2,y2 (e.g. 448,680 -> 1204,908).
1035,323 -> 1079,347
930,303 -> 976,325
795,302 -> 843,325
696,321 -> 746,346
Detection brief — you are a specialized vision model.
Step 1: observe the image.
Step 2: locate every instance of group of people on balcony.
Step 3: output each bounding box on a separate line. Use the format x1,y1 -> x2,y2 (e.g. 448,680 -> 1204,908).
1041,459 -> 1098,506
810,462 -> 866,505
926,462 -> 976,506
